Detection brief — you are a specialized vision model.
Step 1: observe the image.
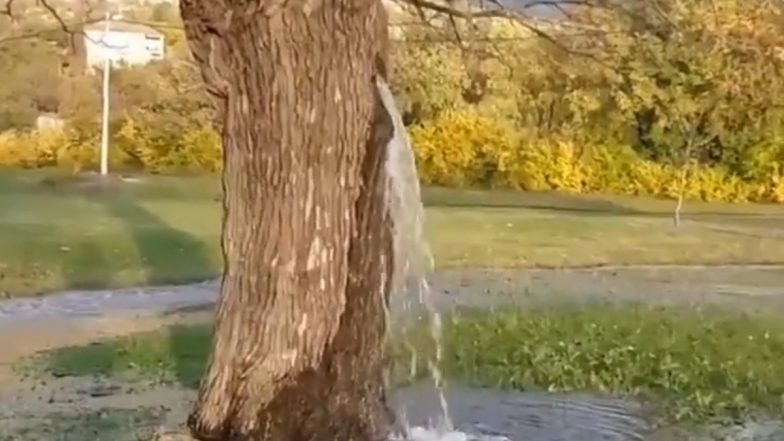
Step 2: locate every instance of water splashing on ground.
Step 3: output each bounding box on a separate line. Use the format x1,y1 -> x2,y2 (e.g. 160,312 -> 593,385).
377,78 -> 453,437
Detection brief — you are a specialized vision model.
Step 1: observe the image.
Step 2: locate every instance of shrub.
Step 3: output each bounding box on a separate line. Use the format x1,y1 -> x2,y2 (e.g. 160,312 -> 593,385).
0,121 -> 221,174
502,139 -> 593,192
56,132 -> 100,174
115,118 -> 221,173
30,128 -> 68,167
0,128 -> 71,168
159,126 -> 222,173
410,120 -> 778,203
1,112 -> 783,205
114,117 -> 151,168
0,130 -> 36,167
765,171 -> 784,203
410,108 -> 516,187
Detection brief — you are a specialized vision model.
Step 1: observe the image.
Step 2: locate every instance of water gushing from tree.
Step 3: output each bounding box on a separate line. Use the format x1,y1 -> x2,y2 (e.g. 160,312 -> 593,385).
377,77 -> 453,437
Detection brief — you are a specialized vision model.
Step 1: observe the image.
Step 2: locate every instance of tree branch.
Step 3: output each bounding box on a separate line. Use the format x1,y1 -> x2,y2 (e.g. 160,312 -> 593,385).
399,0 -> 506,18
0,22 -> 90,44
489,0 -> 593,13
396,0 -> 611,61
37,0 -> 73,33
1,0 -> 14,17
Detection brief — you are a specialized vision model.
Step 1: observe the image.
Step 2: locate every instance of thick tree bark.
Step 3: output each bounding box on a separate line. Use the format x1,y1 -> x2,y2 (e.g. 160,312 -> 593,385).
179,0 -> 395,440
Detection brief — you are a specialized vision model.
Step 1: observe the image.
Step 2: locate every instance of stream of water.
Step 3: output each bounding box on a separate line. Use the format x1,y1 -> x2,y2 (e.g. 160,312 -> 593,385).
377,78 -> 649,441
372,80 -> 784,441
378,77 -> 453,437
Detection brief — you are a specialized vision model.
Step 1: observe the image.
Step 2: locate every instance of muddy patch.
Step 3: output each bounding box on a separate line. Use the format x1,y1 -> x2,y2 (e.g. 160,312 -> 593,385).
1,374 -> 782,441
3,266 -> 784,329
0,376 -> 193,441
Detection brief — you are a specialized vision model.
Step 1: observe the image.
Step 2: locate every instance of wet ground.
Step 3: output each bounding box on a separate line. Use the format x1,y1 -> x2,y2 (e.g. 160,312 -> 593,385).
1,266 -> 784,440
3,265 -> 784,336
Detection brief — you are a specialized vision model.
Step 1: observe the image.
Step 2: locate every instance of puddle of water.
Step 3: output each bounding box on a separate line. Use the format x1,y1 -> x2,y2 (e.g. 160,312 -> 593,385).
395,386 -> 784,441
0,379 -> 648,441
1,373 -> 781,441
396,427 -> 510,441
392,385 -> 649,441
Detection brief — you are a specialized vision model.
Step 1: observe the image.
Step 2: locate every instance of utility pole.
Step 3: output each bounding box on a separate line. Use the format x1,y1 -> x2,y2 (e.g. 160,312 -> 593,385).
99,12 -> 111,176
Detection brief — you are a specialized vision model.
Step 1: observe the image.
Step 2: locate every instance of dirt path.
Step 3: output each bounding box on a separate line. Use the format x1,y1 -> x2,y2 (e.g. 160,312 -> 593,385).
0,266 -> 780,358
2,265 -> 784,376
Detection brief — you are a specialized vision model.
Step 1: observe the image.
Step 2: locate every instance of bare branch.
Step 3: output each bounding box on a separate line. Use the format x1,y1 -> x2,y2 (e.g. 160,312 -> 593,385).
0,0 -> 83,44
489,0 -> 593,16
0,0 -> 152,49
446,13 -> 466,46
0,22 -> 87,44
396,0 -> 612,60
399,0 -> 507,19
551,2 -> 575,19
1,0 -> 14,17
0,10 -> 162,49
37,0 -> 73,33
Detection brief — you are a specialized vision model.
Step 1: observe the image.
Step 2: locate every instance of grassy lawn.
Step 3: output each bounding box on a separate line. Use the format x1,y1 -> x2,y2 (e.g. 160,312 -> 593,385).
21,306 -> 784,423
2,169 -> 784,297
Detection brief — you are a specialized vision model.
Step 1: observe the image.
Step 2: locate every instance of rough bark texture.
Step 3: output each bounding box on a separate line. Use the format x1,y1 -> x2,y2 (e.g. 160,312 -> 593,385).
179,0 -> 395,439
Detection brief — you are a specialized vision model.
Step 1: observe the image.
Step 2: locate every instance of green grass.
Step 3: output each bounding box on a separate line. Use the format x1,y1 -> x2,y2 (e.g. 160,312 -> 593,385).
444,307 -> 784,422
17,322 -> 212,388
22,307 -> 784,423
2,169 -> 784,297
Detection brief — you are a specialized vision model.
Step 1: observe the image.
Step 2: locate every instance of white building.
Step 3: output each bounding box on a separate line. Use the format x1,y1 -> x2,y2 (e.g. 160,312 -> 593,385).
83,20 -> 165,68
36,113 -> 65,130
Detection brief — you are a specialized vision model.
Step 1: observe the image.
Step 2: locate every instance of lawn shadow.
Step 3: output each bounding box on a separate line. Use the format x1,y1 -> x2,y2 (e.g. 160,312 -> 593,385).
168,324 -> 212,389
1,173 -> 218,295
38,322 -> 212,390
91,188 -> 215,287
92,189 -> 216,389
701,223 -> 784,241
422,186 -> 784,220
423,187 -> 643,216
59,239 -> 115,291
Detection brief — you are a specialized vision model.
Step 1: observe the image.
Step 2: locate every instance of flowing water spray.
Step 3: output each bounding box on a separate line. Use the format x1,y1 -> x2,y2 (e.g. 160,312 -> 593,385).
377,78 -> 453,436
371,81 -> 680,441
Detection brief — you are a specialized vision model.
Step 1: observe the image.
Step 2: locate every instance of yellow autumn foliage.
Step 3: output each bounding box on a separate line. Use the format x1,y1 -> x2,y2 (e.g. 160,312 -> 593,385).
0,129 -> 69,168
410,111 -> 781,203
1,114 -> 782,203
410,108 -> 516,187
0,123 -> 222,174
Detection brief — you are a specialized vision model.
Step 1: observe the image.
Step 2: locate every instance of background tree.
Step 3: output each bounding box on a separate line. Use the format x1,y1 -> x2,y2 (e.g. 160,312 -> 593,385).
0,7 -> 63,131
0,39 -> 61,130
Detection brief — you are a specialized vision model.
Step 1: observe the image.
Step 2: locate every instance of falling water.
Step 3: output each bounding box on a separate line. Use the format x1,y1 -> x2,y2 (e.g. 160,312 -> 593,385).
376,77 -> 454,437
372,78 -> 719,441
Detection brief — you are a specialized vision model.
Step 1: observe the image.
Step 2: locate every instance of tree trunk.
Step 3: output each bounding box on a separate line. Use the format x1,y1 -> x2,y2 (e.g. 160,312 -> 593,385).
179,1 -> 395,440
673,165 -> 687,227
